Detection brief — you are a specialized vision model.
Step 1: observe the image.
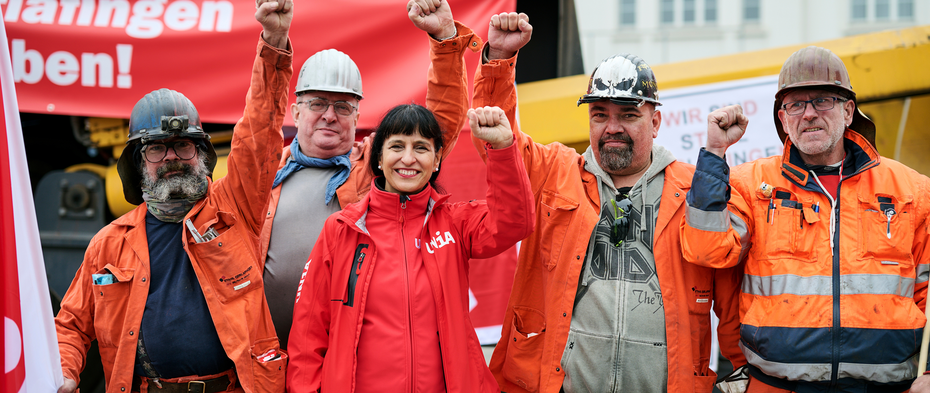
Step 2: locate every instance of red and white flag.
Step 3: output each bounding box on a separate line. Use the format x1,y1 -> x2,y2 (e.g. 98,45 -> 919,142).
1,17 -> 63,393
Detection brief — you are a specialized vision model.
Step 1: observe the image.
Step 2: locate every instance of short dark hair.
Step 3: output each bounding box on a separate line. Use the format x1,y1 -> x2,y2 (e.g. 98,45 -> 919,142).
369,104 -> 444,190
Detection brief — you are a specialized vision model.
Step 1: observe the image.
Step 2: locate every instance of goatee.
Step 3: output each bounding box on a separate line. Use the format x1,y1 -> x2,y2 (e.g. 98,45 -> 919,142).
598,134 -> 634,173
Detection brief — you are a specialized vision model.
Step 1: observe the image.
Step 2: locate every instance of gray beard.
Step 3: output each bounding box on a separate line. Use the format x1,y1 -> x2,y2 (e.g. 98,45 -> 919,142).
598,141 -> 634,173
140,156 -> 210,201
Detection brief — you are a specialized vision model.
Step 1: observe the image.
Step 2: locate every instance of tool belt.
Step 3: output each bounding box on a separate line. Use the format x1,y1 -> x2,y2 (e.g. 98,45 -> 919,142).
132,368 -> 236,393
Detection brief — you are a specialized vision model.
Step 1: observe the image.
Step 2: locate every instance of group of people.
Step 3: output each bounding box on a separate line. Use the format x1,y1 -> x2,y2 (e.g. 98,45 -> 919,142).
52,1 -> 930,393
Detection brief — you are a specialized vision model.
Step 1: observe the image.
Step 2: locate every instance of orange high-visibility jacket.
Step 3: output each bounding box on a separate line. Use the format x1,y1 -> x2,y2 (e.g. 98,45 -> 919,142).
680,131 -> 930,391
472,50 -> 747,393
54,38 -> 292,393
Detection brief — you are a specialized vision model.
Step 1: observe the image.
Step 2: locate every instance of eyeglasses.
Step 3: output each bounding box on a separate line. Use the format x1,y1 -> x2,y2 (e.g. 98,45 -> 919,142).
781,97 -> 848,116
609,195 -> 632,247
142,140 -> 197,163
298,97 -> 357,116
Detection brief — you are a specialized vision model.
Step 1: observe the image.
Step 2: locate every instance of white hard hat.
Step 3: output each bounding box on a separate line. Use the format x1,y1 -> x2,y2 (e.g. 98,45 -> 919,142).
295,49 -> 363,99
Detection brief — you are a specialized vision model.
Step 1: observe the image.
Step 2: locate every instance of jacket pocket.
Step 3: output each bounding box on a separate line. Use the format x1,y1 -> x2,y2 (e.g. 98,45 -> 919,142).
188,213 -> 262,303
502,306 -> 546,392
250,337 -> 287,393
92,265 -> 134,347
858,193 -> 914,265
538,190 -> 578,271
752,191 -> 815,261
692,373 -> 717,393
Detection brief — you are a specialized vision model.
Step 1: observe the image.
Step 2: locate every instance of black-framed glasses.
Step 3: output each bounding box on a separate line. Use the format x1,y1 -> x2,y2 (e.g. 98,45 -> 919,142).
142,140 -> 197,163
610,195 -> 632,247
298,97 -> 357,116
781,97 -> 848,116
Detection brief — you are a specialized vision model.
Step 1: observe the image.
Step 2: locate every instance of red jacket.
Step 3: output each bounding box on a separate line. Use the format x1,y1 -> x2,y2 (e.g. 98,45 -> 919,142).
54,38 -> 292,393
286,142 -> 535,393
472,50 -> 746,393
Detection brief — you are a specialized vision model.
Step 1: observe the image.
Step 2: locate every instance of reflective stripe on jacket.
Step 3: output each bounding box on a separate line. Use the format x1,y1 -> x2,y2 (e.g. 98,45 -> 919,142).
285,142 -> 535,393
681,131 -> 930,391
472,49 -> 747,393
54,37 -> 292,393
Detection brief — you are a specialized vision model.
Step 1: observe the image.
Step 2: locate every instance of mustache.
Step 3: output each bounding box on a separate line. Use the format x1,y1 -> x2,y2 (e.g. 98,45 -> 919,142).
156,161 -> 192,177
599,133 -> 633,146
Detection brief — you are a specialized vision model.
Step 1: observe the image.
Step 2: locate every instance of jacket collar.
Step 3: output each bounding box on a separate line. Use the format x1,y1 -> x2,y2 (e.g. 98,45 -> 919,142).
337,178 -> 450,235
780,128 -> 880,186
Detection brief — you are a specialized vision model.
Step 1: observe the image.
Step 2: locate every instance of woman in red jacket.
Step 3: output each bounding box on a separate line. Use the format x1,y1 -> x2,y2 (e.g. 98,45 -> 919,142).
286,104 -> 534,393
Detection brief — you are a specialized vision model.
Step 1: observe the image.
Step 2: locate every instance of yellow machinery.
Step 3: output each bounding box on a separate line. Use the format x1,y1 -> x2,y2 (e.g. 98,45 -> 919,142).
516,25 -> 930,176
79,25 -> 930,217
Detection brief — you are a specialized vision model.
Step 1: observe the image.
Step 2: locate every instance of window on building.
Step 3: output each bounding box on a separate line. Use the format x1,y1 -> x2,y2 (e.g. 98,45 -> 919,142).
705,0 -> 718,23
875,0 -> 890,19
620,0 -> 636,25
743,0 -> 760,22
898,0 -> 913,19
683,0 -> 695,23
851,0 -> 867,20
660,0 -> 674,24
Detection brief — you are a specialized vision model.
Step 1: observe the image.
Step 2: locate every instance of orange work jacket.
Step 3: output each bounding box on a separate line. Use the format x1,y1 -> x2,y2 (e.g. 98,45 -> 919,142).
472,50 -> 746,393
54,38 -> 292,393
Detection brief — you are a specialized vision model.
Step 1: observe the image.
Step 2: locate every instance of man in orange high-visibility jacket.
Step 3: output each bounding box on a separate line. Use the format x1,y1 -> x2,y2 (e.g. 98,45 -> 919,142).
681,45 -> 930,392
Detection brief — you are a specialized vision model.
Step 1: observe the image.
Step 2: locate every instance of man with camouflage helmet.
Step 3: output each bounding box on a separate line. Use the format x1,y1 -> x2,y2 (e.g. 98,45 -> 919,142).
682,45 -> 930,392
258,0 -> 483,351
54,2 -> 293,392
470,12 -> 746,393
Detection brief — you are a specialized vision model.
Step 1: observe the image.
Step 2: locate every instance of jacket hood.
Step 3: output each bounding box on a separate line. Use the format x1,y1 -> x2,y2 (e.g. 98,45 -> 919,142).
583,144 -> 677,233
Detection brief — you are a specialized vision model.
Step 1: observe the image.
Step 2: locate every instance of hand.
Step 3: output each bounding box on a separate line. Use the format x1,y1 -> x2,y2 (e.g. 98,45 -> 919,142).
350,134 -> 372,162
487,12 -> 532,60
705,104 -> 748,158
913,374 -> 930,393
407,0 -> 455,40
256,0 -> 293,49
468,107 -> 513,149
58,377 -> 77,393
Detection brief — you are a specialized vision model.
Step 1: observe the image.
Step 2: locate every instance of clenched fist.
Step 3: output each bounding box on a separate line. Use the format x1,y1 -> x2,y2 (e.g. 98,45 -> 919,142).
468,106 -> 513,149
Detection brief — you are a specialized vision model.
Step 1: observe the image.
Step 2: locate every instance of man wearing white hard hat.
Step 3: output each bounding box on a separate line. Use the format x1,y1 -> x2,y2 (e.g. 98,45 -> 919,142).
258,0 -> 482,351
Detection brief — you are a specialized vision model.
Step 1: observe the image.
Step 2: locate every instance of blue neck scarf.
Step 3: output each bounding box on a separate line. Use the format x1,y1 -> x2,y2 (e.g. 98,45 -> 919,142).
272,138 -> 351,205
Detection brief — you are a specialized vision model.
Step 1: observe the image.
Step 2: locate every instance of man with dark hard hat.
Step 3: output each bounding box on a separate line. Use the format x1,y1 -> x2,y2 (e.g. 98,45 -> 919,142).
259,0 -> 483,351
54,2 -> 294,392
470,12 -> 746,393
682,45 -> 930,392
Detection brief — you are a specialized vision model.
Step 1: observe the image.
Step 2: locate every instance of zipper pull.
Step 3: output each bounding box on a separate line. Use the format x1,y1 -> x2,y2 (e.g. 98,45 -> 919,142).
884,208 -> 895,239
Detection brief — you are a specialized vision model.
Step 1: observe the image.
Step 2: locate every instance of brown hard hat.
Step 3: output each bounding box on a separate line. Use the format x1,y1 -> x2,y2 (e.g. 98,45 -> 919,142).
773,46 -> 875,147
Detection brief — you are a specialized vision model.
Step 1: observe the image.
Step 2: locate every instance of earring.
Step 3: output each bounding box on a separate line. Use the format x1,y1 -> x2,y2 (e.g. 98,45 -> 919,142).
434,167 -> 439,172
378,165 -> 382,170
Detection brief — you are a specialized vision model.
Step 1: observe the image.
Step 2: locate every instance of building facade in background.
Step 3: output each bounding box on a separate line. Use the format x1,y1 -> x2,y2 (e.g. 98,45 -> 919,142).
576,0 -> 929,71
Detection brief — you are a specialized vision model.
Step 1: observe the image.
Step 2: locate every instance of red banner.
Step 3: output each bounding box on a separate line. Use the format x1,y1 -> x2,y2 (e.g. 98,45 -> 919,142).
1,0 -> 514,128
1,16 -> 63,392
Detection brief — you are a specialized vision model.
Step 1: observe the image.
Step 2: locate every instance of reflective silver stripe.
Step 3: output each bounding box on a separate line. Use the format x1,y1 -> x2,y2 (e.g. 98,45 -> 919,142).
731,212 -> 751,263
840,274 -> 914,297
837,355 -> 918,383
917,263 -> 930,284
740,341 -> 832,381
743,274 -> 914,297
686,204 -> 730,232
